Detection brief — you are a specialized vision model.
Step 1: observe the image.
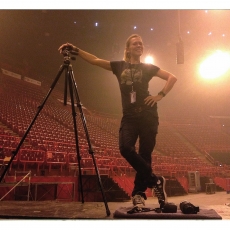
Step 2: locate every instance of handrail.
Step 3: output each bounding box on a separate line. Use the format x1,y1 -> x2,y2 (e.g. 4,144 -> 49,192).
0,171 -> 31,201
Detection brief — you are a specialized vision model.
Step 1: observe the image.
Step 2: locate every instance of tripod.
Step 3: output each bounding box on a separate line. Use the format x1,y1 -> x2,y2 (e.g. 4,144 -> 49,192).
0,48 -> 111,216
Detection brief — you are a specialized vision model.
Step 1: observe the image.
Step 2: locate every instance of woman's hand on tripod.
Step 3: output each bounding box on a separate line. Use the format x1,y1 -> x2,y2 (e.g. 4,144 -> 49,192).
58,42 -> 76,53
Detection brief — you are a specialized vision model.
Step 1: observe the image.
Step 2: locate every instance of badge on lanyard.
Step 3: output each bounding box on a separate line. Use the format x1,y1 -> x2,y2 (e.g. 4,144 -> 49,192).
130,83 -> 136,103
129,64 -> 137,103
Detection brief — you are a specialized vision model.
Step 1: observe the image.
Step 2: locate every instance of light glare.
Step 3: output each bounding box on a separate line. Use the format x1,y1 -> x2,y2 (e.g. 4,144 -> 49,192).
199,50 -> 230,80
145,55 -> 154,64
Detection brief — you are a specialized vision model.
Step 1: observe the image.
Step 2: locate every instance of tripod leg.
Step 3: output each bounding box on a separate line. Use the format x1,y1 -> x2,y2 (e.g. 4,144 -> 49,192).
68,65 -> 111,216
66,67 -> 84,203
63,69 -> 68,106
0,64 -> 67,183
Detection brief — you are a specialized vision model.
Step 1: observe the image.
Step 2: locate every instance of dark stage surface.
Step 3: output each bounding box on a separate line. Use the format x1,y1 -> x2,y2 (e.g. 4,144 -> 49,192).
0,192 -> 230,220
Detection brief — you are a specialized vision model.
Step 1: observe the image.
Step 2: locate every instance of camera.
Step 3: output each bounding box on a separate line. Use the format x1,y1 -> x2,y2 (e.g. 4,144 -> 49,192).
161,202 -> 177,213
179,201 -> 199,214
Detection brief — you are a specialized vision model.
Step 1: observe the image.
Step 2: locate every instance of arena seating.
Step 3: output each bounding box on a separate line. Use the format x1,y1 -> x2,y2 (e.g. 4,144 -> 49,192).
1,66 -> 230,194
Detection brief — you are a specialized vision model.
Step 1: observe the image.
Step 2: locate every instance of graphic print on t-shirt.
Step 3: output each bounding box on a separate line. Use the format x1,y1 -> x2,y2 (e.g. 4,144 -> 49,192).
120,67 -> 142,85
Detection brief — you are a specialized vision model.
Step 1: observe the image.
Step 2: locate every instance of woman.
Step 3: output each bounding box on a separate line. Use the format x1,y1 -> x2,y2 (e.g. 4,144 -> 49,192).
58,34 -> 177,208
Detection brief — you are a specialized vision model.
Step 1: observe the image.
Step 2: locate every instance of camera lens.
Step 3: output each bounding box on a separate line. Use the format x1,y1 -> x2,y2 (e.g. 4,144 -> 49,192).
179,201 -> 188,210
180,201 -> 199,214
183,205 -> 194,214
180,201 -> 194,214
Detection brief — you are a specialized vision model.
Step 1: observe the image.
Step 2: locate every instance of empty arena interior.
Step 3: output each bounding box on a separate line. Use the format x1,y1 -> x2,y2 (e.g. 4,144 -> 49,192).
1,9 -> 230,220
1,66 -> 230,217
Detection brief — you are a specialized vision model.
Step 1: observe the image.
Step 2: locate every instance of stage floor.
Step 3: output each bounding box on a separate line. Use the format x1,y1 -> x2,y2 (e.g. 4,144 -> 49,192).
0,191 -> 230,220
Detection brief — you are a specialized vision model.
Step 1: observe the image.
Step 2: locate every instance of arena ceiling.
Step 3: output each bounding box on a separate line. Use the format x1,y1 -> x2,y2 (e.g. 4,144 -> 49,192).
1,8 -> 230,115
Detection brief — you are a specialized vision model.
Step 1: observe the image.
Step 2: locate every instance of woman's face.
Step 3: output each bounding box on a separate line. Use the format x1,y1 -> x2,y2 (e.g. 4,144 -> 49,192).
127,36 -> 143,58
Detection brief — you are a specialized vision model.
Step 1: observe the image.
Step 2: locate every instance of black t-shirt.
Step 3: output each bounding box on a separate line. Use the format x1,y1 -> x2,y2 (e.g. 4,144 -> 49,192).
110,61 -> 160,114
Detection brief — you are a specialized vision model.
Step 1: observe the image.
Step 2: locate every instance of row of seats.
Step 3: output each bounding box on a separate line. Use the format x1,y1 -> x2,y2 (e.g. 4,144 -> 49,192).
1,145 -> 228,178
1,70 -> 230,178
174,124 -> 230,153
0,73 -> 119,153
0,146 -> 131,174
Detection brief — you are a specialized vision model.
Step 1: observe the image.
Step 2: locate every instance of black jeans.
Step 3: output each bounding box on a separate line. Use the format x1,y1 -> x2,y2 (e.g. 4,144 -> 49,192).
119,107 -> 159,199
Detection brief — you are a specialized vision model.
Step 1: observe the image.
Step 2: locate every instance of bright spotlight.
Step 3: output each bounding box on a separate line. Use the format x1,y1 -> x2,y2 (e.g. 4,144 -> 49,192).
144,55 -> 154,64
199,50 -> 230,80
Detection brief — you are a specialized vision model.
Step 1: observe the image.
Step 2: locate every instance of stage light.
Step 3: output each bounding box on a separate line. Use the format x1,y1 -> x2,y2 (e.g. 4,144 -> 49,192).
199,50 -> 230,80
144,55 -> 154,64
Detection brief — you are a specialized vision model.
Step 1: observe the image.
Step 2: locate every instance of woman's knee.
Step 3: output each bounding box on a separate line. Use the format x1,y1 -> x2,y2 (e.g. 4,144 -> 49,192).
119,145 -> 135,158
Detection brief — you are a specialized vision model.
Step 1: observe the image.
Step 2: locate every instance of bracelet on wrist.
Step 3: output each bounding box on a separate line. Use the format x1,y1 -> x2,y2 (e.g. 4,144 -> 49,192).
158,91 -> 166,97
73,47 -> 79,55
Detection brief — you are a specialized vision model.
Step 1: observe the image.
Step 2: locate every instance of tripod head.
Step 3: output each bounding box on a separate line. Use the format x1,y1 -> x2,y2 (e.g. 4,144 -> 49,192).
61,47 -> 78,63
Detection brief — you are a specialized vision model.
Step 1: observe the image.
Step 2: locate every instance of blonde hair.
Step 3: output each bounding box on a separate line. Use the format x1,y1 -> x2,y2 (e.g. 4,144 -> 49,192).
123,34 -> 142,62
